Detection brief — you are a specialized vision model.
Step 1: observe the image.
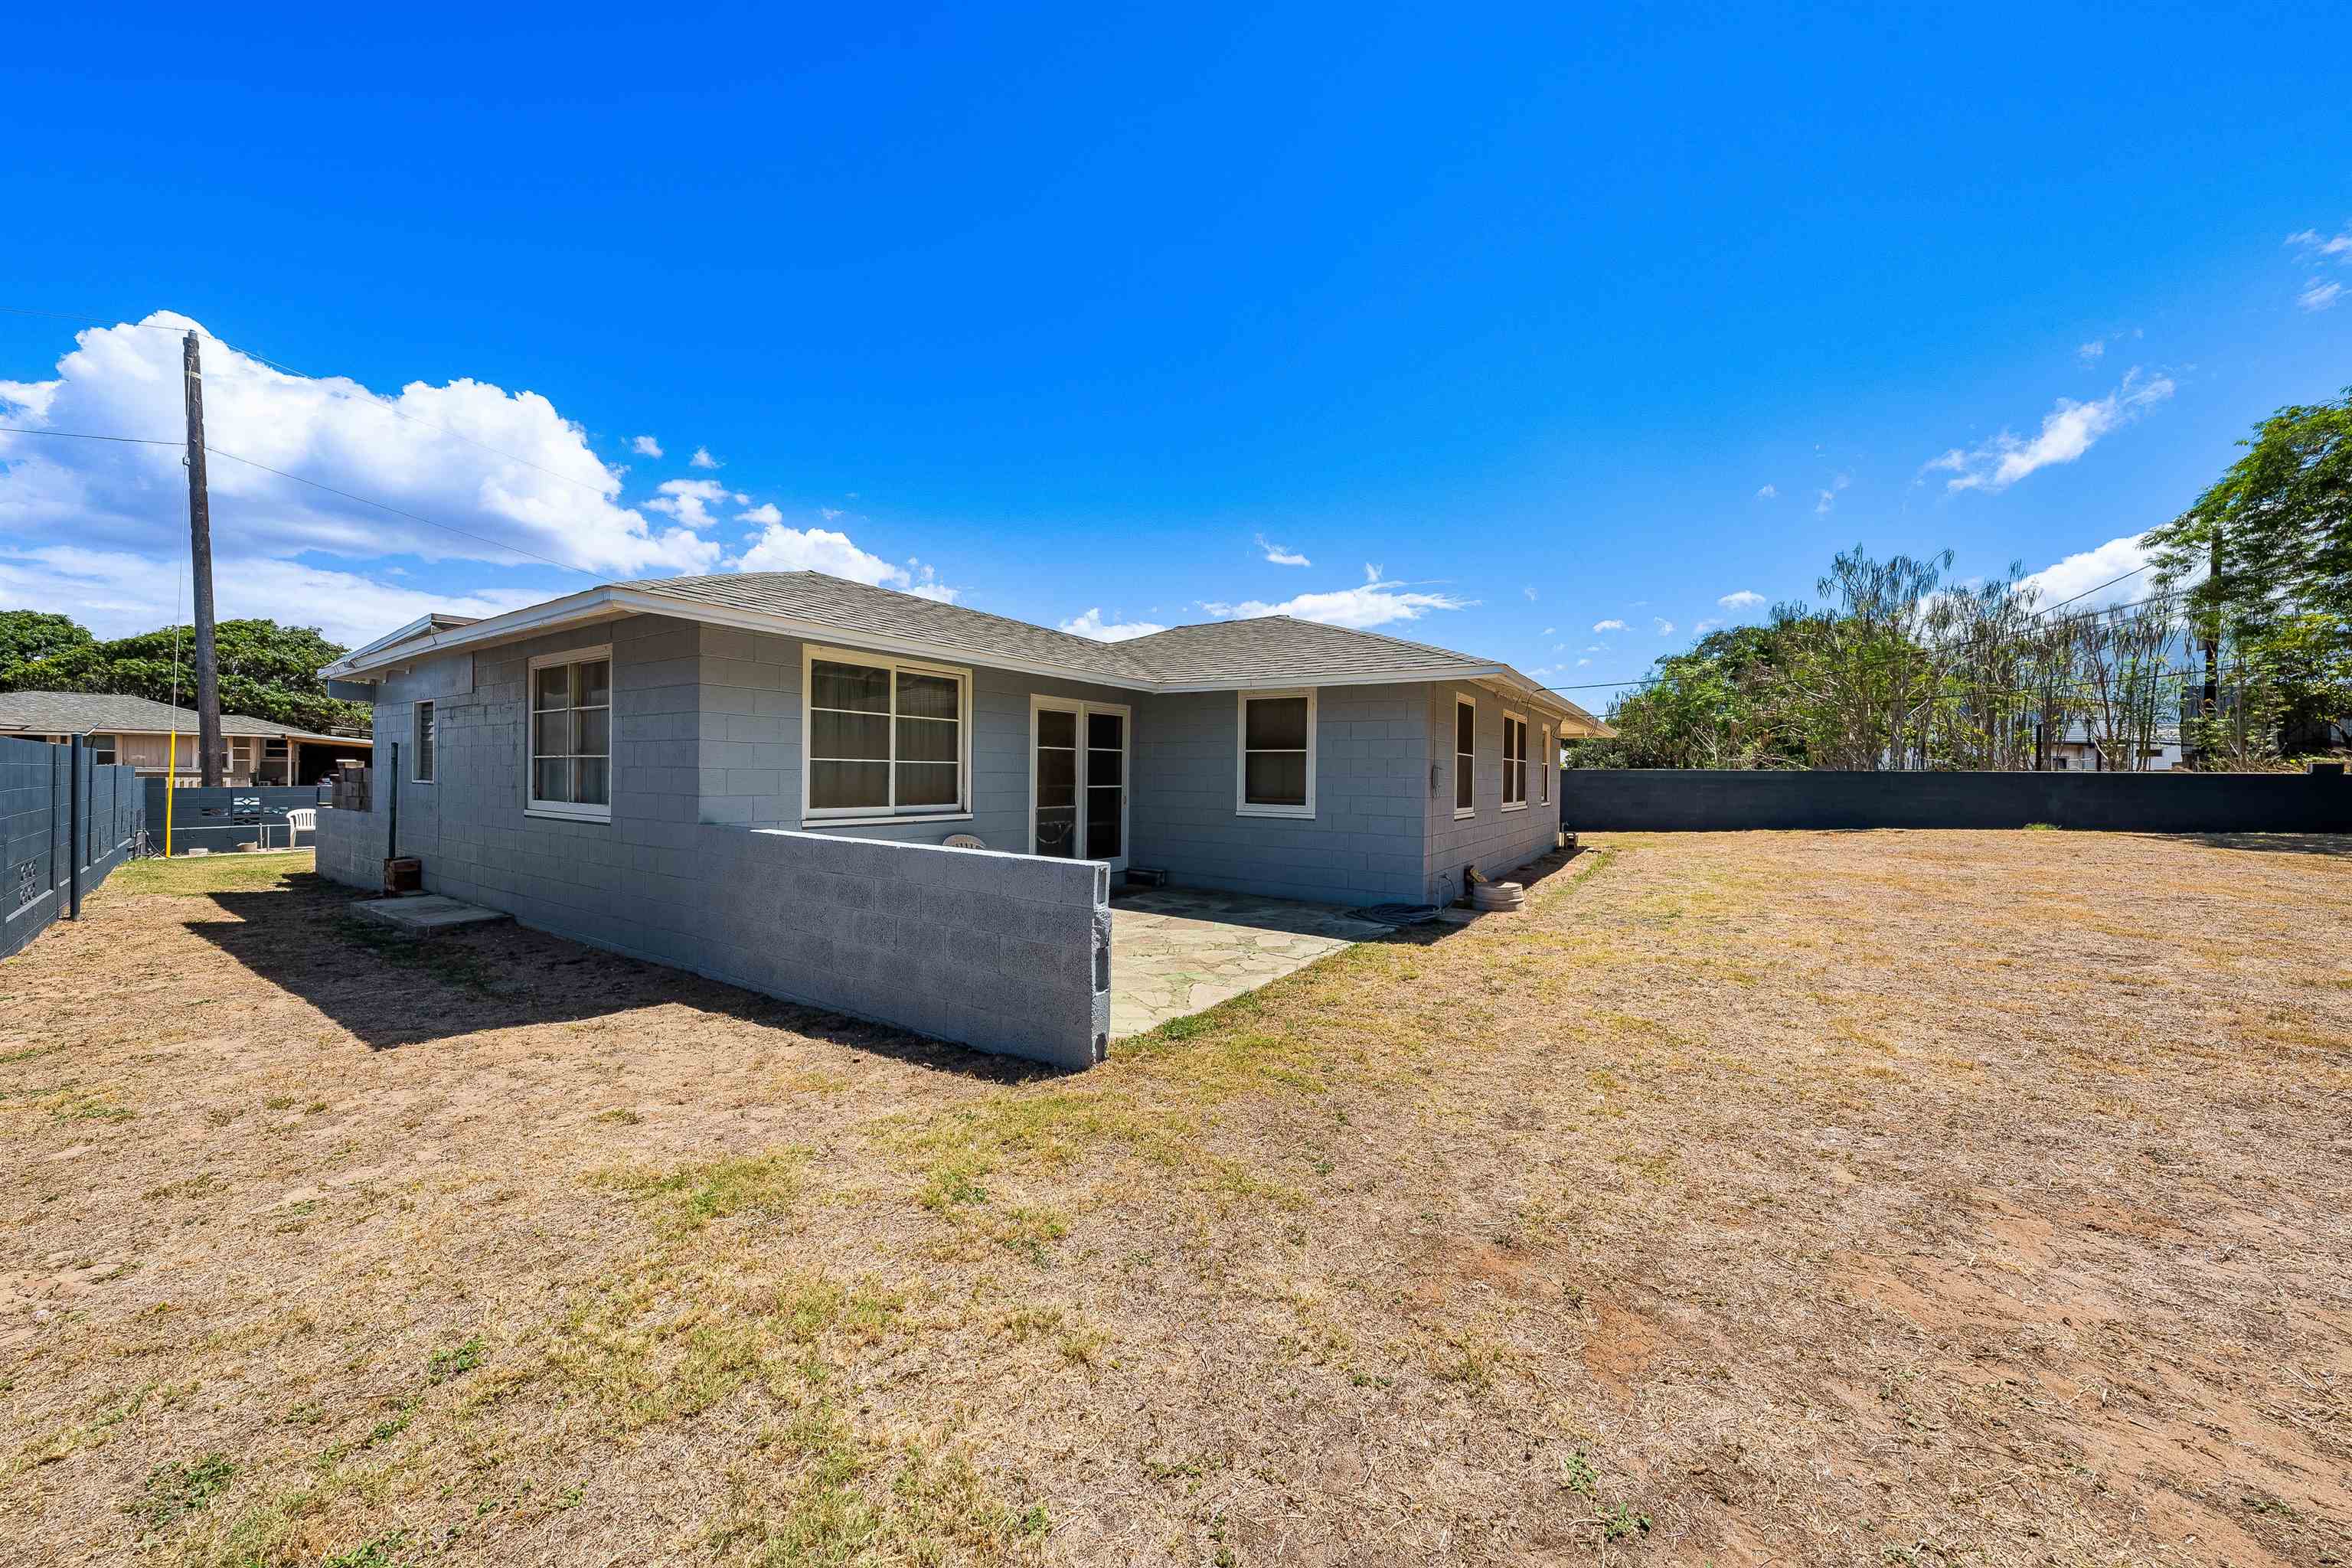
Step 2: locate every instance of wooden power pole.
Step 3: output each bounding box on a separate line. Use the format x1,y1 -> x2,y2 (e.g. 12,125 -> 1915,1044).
183,331 -> 224,788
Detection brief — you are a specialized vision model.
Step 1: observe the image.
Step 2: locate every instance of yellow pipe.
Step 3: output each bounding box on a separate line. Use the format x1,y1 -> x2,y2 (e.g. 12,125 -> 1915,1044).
165,729 -> 177,857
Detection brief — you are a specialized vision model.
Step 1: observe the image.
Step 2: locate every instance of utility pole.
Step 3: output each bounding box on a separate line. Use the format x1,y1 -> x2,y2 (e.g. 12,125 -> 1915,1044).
183,331 -> 224,788
2200,525 -> 2222,748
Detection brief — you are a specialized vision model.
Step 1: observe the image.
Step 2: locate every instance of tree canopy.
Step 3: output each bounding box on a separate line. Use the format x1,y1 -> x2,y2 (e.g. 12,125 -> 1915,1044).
0,616 -> 369,736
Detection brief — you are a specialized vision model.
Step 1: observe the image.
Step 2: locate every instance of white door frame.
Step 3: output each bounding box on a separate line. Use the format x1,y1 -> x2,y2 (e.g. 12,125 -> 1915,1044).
1027,695 -> 1132,872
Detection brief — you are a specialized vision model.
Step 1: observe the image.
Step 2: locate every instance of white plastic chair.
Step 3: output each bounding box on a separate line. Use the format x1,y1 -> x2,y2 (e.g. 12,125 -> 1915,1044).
280,807 -> 317,849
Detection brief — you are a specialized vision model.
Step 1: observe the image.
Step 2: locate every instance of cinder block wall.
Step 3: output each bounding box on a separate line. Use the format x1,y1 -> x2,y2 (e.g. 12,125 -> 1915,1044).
313,802 -> 388,889
691,827 -> 1109,1070
1422,680 -> 1562,904
1125,684 -> 1429,906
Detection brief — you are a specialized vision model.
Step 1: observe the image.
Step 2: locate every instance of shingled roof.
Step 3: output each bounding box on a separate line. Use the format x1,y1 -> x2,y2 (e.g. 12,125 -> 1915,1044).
329,570 -> 1604,729
0,691 -> 371,745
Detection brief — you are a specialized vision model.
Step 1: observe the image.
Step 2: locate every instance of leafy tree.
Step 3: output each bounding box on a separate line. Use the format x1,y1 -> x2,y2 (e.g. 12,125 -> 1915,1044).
0,617 -> 369,735
0,609 -> 94,668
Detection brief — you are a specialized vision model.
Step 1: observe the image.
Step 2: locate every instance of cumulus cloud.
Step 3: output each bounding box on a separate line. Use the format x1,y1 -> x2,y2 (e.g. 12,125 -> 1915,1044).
1576,657 -> 1592,668
1540,626 -> 1555,636
1928,371 -> 2174,494
642,479 -> 746,528
1592,618 -> 1627,632
1815,473 -> 1851,515
1059,608 -> 1168,642
0,314 -> 721,580
1694,618 -> 1723,634
1755,484 -> 1776,499
2077,341 -> 2105,364
2017,534 -> 2184,611
732,524 -> 959,601
0,544 -> 554,645
1200,564 -> 1472,630
689,446 -> 720,469
1652,617 -> 1676,635
819,506 -> 844,521
1523,585 -> 1537,601
630,434 -> 664,458
1254,534 -> 1311,567
1717,589 -> 1766,611
736,502 -> 783,525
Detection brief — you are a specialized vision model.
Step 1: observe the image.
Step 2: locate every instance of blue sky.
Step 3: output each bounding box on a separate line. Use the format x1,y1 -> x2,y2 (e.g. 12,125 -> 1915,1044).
2,4 -> 2347,699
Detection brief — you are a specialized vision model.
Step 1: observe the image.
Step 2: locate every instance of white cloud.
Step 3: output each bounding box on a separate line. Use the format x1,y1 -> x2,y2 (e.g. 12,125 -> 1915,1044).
2287,227 -> 2352,260
689,446 -> 720,469
1059,608 -> 1167,642
1522,585 -> 1537,601
1930,371 -> 2175,494
2017,534 -> 2180,612
630,434 -> 664,458
737,502 -> 783,525
2076,341 -> 2105,364
1575,657 -> 1592,668
733,524 -> 959,602
1815,473 -> 1851,515
1582,644 -> 1604,654
1200,564 -> 1472,630
1253,534 -> 1311,567
1717,589 -> 1766,611
1755,484 -> 1776,499
1592,618 -> 1627,632
1540,626 -> 1554,636
819,506 -> 844,521
1693,618 -> 1723,634
1652,617 -> 1675,635
0,544 -> 553,645
2298,279 -> 2343,312
642,479 -> 746,529
0,313 -> 720,577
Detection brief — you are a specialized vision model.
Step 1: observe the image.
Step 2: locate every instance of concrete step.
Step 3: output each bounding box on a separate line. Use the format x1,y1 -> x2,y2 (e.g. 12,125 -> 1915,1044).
347,894 -> 513,934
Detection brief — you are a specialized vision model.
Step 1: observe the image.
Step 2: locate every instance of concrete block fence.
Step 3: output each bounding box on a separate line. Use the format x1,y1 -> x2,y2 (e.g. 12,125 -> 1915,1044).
313,806 -> 1111,1070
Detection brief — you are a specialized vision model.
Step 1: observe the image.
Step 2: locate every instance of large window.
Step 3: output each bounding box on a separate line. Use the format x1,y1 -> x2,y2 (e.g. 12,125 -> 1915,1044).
413,701 -> 436,782
528,648 -> 611,820
1501,711 -> 1527,809
87,733 -> 117,766
803,645 -> 968,822
1455,695 -> 1476,817
1236,689 -> 1315,818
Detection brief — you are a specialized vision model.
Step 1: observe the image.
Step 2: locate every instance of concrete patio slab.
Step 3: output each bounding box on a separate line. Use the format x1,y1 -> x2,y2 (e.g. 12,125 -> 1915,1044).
1108,887 -> 1393,1038
347,895 -> 513,934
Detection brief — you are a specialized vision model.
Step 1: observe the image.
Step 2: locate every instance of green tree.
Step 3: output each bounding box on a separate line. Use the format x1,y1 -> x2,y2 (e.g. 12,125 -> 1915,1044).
0,609 -> 94,668
0,617 -> 369,735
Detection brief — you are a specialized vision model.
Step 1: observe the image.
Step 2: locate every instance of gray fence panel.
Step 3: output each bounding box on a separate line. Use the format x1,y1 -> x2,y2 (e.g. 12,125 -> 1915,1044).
1559,769 -> 2352,834
143,781 -> 325,856
0,735 -> 145,959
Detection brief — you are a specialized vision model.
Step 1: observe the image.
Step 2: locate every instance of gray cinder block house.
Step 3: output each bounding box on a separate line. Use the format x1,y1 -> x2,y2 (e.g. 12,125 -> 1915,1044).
314,573 -> 1606,1068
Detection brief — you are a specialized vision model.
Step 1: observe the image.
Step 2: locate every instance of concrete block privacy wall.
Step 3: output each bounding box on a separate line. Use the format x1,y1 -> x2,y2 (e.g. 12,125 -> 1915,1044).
1557,768 -> 2352,833
314,802 -> 388,890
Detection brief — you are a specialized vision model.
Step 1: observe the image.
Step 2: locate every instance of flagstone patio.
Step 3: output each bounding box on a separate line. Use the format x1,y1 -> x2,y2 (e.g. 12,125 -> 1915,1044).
1106,886 -> 1399,1038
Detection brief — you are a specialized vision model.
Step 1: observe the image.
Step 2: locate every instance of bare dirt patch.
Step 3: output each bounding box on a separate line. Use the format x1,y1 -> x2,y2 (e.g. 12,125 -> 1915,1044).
2,832 -> 2348,1566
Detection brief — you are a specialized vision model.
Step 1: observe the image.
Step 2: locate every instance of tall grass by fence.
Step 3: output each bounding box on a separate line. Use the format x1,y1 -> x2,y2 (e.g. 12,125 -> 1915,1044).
1,734 -> 145,960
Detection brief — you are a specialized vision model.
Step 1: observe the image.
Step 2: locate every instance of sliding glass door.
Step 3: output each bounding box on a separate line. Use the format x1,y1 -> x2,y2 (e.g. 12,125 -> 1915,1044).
1031,698 -> 1129,871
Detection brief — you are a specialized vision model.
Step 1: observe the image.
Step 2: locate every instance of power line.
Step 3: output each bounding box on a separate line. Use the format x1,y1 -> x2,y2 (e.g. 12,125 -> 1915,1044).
0,306 -> 194,332
2030,560 -> 2154,617
200,444 -> 602,580
0,424 -> 181,446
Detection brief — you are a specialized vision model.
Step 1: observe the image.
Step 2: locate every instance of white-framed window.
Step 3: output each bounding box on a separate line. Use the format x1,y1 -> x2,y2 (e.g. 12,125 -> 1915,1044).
802,643 -> 970,824
1540,724 -> 1552,807
1236,688 -> 1315,818
527,645 -> 612,821
1454,694 -> 1476,818
412,701 -> 436,783
1501,710 -> 1527,809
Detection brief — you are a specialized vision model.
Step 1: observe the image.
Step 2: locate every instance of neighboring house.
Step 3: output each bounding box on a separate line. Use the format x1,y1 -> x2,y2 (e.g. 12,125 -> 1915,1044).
311,572 -> 1608,1067
0,691 -> 374,785
2048,718 -> 2184,772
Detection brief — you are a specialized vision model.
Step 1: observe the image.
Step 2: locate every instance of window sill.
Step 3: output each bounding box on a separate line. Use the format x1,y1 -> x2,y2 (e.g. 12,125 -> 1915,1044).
1453,807 -> 1476,819
1501,803 -> 1527,813
526,806 -> 611,824
1236,804 -> 1315,820
801,812 -> 974,830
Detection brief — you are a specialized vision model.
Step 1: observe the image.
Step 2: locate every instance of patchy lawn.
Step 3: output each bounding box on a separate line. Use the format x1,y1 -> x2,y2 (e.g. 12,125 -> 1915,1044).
2,832 -> 2348,1566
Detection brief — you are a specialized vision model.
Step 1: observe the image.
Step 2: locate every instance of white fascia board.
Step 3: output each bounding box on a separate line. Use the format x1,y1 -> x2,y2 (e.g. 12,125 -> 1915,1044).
322,588 -> 632,679
1149,665 -> 1503,694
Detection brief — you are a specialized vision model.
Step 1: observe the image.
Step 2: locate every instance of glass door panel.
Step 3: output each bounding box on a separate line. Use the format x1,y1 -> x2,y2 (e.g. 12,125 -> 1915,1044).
1034,706 -> 1078,858
1086,710 -> 1125,862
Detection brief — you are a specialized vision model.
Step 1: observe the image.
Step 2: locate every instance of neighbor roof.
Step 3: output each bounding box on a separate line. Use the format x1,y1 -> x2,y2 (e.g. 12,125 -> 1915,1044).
325,570 -> 1606,730
0,691 -> 371,746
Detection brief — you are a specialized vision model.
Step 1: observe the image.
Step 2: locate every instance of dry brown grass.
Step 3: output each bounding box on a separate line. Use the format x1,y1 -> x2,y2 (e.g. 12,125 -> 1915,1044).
2,831 -> 2348,1566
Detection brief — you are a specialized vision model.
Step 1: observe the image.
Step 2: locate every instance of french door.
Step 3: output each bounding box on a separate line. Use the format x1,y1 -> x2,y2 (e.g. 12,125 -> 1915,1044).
1030,697 -> 1129,872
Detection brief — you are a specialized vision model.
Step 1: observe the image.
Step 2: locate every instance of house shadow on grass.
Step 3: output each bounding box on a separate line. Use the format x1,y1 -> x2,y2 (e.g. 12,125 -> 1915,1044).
2149,831 -> 2352,858
181,875 -> 1049,1082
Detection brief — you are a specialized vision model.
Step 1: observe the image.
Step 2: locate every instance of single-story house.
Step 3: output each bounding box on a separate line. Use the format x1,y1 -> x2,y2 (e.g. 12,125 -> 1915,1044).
312,571 -> 1608,1068
2048,718 -> 2184,772
0,691 -> 374,785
